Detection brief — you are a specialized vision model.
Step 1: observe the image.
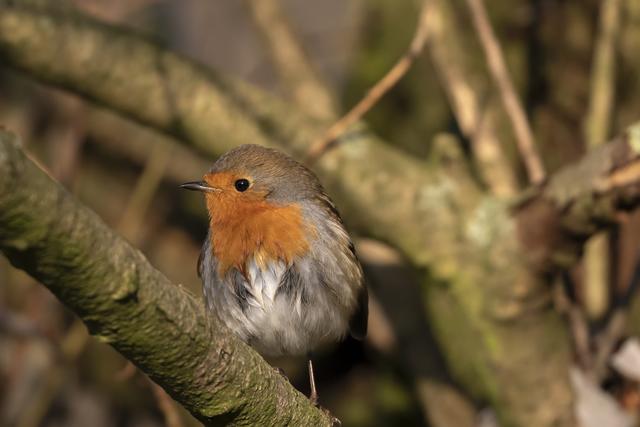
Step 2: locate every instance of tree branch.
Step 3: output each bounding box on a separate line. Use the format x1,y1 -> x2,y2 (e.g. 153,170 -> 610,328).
0,130 -> 332,426
582,0 -> 622,321
517,122 -> 640,270
305,0 -> 430,162
246,0 -> 336,121
424,0 -> 518,197
464,0 -> 545,184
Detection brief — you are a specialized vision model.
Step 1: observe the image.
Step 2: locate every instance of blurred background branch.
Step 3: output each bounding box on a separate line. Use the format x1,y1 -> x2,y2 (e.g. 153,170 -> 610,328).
245,0 -> 336,121
305,0 -> 430,162
582,0 -> 622,332
424,0 -> 519,197
464,0 -> 544,184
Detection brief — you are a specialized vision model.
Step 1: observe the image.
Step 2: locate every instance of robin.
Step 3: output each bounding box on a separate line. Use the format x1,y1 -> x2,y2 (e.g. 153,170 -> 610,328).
181,144 -> 368,404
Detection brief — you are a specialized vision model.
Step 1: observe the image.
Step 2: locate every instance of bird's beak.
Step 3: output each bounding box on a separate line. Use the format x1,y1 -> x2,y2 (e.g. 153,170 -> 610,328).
180,181 -> 220,193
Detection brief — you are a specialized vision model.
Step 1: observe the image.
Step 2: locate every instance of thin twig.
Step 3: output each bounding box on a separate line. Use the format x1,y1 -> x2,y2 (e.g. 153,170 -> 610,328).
554,275 -> 592,371
582,0 -> 621,321
585,0 -> 621,149
247,0 -> 335,121
592,246 -> 640,381
593,308 -> 626,381
305,0 -> 430,163
568,303 -> 593,370
464,0 -> 545,184
117,141 -> 172,244
425,0 -> 518,197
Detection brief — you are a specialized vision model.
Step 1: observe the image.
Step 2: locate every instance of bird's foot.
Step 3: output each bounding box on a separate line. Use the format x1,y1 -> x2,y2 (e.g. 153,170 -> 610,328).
308,395 -> 340,426
316,405 -> 341,426
273,366 -> 288,380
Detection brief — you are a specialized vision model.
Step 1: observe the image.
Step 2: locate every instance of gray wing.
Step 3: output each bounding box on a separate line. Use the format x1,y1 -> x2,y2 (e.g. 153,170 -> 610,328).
345,240 -> 368,340
315,193 -> 368,340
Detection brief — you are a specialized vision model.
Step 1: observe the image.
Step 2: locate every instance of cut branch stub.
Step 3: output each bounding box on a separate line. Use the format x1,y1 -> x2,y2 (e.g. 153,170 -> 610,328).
516,122 -> 640,271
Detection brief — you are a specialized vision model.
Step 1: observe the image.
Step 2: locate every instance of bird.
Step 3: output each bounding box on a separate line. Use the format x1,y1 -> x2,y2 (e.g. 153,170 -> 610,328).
180,144 -> 368,404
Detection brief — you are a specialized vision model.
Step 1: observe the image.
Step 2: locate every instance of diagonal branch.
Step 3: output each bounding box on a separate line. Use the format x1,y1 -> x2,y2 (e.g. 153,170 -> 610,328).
305,0 -> 430,162
464,0 -> 545,184
0,130 -> 332,427
424,0 -> 518,196
246,0 -> 336,121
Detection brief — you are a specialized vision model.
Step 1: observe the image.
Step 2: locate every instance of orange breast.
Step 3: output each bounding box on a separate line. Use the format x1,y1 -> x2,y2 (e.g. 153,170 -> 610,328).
207,195 -> 312,277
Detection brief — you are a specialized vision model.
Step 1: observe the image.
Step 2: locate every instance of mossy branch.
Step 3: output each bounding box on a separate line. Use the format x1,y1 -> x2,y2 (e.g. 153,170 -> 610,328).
0,130 -> 332,426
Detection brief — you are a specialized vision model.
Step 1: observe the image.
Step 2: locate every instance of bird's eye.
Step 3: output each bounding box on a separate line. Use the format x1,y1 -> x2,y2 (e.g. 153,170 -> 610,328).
234,178 -> 250,192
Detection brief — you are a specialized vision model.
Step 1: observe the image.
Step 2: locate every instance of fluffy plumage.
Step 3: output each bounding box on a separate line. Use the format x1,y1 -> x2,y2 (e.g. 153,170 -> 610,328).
196,144 -> 367,356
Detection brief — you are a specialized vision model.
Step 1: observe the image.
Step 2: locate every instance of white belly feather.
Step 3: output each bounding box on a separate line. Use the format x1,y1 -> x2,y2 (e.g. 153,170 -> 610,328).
203,248 -> 350,356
